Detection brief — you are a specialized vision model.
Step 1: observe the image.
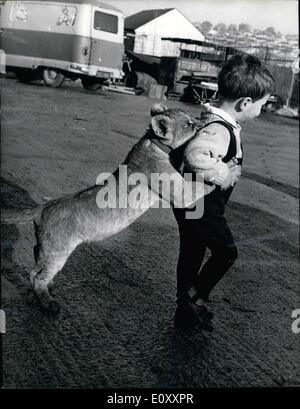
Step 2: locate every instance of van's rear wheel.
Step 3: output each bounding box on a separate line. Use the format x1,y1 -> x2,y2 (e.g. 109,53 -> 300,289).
43,69 -> 65,88
15,69 -> 37,83
81,77 -> 102,91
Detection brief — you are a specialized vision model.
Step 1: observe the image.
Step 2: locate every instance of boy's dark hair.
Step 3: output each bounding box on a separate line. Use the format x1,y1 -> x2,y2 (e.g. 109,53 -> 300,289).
218,53 -> 275,101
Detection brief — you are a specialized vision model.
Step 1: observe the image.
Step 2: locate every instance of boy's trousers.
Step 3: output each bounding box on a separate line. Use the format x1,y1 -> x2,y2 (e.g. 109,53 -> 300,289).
173,188 -> 238,303
172,119 -> 242,303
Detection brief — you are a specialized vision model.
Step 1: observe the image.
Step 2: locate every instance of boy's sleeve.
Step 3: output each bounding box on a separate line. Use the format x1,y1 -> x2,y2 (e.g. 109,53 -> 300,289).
183,123 -> 231,185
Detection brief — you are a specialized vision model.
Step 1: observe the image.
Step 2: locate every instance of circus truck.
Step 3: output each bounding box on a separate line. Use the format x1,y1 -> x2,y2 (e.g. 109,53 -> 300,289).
0,0 -> 125,90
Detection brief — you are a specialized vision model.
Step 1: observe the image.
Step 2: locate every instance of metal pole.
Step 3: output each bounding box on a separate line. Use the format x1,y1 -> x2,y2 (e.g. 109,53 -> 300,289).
286,71 -> 296,107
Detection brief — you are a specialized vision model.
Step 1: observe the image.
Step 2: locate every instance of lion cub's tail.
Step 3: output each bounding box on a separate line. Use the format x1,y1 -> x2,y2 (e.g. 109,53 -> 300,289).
1,207 -> 40,224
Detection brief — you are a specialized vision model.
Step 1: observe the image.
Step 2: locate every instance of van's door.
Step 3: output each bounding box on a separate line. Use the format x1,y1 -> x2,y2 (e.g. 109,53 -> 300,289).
90,6 -> 124,79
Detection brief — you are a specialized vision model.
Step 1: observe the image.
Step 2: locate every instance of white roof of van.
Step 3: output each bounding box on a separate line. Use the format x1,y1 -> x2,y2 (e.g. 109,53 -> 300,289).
37,0 -> 123,13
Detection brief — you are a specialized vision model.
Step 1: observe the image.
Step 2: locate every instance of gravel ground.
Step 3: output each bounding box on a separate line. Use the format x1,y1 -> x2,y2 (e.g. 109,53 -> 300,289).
1,78 -> 299,388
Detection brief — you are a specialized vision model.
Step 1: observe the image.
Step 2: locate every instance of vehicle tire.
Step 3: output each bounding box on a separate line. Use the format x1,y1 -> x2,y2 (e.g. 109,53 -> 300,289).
264,102 -> 276,113
81,77 -> 103,91
15,69 -> 36,83
43,68 -> 65,88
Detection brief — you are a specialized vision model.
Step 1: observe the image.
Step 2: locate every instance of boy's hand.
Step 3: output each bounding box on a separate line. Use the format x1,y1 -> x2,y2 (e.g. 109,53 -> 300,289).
220,164 -> 242,190
227,158 -> 239,168
230,165 -> 242,184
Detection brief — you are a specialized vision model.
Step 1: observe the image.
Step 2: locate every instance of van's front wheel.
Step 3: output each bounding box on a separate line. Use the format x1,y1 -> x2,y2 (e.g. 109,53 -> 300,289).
81,77 -> 103,91
43,69 -> 65,88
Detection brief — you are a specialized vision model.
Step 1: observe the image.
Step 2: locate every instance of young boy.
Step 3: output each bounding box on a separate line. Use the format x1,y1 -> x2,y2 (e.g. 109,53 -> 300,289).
172,53 -> 275,331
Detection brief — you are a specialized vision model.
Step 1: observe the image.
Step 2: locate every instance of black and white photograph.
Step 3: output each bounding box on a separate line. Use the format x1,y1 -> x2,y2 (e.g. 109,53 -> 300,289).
0,0 -> 299,397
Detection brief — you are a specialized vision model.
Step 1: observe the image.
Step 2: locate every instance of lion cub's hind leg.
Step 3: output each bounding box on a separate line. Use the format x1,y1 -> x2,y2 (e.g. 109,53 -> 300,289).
30,244 -> 75,314
30,261 -> 61,314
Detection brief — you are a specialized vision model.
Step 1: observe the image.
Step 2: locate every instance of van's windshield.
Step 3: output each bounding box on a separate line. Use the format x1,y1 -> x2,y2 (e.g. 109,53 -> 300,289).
94,11 -> 118,34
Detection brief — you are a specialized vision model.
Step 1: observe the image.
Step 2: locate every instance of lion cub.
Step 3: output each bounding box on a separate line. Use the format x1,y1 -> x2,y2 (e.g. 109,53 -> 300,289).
3,104 -> 213,313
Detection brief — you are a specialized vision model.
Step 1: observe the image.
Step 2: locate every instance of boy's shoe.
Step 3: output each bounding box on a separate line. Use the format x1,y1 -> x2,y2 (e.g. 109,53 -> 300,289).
174,300 -> 214,332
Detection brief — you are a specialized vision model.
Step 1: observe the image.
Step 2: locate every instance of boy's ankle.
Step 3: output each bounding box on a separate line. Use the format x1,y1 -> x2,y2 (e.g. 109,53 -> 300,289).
188,286 -> 209,305
194,297 -> 207,306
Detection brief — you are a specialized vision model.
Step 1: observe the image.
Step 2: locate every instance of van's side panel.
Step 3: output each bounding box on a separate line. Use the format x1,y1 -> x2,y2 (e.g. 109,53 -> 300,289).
1,2 -> 91,67
2,29 -> 91,65
0,1 -> 124,78
1,2 -> 83,34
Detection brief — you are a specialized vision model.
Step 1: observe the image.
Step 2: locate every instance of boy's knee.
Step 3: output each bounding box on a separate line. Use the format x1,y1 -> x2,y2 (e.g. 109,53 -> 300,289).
227,246 -> 238,265
216,246 -> 238,266
225,246 -> 238,266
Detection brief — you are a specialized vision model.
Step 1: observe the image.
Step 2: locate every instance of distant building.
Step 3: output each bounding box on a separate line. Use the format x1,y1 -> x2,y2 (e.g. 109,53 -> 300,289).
207,29 -> 218,37
124,8 -> 204,57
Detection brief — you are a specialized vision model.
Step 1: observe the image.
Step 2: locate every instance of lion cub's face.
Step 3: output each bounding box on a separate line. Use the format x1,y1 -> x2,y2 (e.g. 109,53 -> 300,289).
150,105 -> 200,150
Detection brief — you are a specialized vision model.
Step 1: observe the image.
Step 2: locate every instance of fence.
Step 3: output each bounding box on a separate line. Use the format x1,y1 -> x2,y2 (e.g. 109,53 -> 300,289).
160,38 -> 299,107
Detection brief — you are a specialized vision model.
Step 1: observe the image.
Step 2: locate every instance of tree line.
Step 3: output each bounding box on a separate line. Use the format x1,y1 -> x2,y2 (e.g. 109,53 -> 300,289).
196,21 -> 280,37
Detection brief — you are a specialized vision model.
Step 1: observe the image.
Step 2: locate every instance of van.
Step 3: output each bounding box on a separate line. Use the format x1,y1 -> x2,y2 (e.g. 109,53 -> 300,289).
0,0 -> 125,90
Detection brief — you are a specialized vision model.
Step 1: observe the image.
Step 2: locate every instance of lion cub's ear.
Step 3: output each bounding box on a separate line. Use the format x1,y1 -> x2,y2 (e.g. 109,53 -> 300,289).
150,103 -> 168,117
151,114 -> 173,140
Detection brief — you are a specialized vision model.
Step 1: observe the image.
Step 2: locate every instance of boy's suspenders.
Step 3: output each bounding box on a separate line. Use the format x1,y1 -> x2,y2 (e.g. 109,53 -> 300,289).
172,118 -> 242,215
202,120 -> 242,207
201,120 -> 242,165
193,120 -> 241,192
172,118 -> 242,180
195,120 -> 242,212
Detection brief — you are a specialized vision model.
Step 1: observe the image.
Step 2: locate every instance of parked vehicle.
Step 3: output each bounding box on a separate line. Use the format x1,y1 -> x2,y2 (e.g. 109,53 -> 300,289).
179,73 -> 219,104
0,0 -> 125,90
262,94 -> 284,112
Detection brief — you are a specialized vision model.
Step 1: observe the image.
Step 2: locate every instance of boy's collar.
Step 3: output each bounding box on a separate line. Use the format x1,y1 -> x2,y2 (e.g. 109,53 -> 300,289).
205,105 -> 240,129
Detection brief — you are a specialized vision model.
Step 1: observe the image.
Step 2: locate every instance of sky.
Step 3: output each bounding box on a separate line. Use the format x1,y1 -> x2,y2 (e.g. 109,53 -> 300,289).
109,0 -> 299,35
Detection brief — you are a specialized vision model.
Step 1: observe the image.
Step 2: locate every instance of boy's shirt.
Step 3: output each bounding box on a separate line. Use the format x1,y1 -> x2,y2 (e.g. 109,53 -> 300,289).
184,105 -> 242,187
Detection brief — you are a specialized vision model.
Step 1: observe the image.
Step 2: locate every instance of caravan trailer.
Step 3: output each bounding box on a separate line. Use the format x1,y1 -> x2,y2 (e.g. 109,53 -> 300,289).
0,0 -> 125,90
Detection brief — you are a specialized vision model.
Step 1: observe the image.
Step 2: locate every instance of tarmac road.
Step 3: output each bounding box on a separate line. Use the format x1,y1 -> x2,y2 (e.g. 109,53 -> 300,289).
1,78 -> 299,388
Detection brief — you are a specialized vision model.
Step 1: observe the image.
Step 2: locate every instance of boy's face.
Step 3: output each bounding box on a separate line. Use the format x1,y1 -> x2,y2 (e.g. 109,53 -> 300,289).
238,95 -> 270,122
